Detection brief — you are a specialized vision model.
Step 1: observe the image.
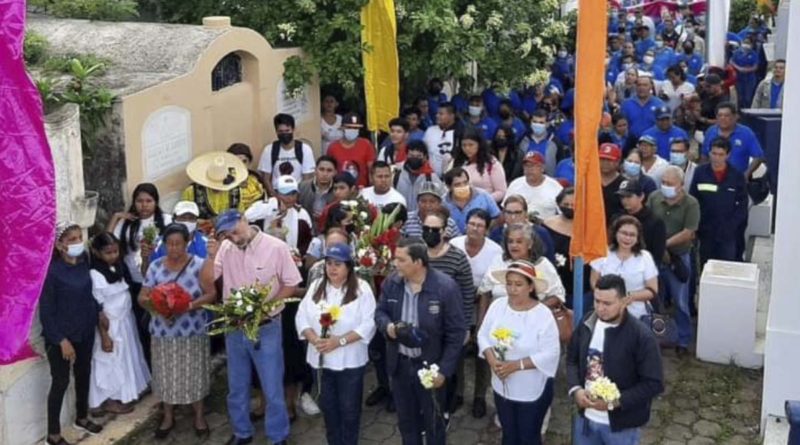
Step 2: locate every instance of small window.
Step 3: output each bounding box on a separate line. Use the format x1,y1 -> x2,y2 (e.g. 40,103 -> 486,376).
211,53 -> 242,91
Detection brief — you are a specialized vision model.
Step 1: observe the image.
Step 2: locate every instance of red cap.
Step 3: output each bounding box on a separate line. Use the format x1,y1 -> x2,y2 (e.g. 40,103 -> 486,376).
598,143 -> 622,162
523,151 -> 546,165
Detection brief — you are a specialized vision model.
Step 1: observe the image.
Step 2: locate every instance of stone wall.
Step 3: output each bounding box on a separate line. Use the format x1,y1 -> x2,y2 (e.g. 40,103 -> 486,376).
86,102 -> 128,229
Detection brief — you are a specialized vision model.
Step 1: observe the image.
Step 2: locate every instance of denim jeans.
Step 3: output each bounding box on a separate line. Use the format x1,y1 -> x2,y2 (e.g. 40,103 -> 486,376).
225,322 -> 289,442
573,416 -> 641,445
320,366 -> 366,445
392,356 -> 446,445
493,379 -> 554,445
660,252 -> 692,348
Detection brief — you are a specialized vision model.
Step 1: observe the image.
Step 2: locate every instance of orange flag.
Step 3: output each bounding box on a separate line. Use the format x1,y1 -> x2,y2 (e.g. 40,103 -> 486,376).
569,0 -> 608,263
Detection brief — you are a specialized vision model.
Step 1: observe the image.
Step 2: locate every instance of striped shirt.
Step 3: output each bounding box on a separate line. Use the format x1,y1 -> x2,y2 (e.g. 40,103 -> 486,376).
428,247 -> 475,327
399,283 -> 421,358
401,211 -> 461,240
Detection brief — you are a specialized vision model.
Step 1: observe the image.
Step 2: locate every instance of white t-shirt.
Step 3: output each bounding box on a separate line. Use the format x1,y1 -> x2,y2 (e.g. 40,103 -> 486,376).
477,298 -> 560,402
113,214 -> 173,284
359,187 -> 407,209
584,319 -> 618,425
659,81 -> 695,112
423,125 -> 455,176
321,114 -> 343,154
590,250 -> 658,319
258,141 -> 316,188
642,156 -> 669,186
504,176 -> 564,219
450,236 -> 504,288
295,278 -> 377,370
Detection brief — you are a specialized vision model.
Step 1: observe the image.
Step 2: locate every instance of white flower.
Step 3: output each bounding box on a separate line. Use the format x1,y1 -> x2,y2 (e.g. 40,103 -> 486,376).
486,11 -> 503,30
236,300 -> 243,307
517,39 -> 533,58
459,13 -> 474,29
466,5 -> 477,14
555,253 -> 567,268
246,305 -> 254,313
417,362 -> 440,389
277,23 -> 297,42
359,211 -> 368,220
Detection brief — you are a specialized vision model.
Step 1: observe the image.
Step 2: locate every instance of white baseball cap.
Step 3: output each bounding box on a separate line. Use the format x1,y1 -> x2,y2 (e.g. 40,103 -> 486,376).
276,175 -> 299,195
173,201 -> 200,217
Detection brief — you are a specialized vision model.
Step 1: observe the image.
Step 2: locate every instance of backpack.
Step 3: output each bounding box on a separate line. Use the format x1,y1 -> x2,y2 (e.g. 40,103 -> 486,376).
270,140 -> 304,171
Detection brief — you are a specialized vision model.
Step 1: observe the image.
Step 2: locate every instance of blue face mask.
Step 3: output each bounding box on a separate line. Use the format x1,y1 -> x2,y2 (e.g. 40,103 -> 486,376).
661,184 -> 678,199
670,152 -> 687,166
623,160 -> 641,177
531,123 -> 547,136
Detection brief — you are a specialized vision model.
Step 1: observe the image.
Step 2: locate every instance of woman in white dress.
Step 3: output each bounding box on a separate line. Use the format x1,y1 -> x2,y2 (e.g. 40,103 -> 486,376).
321,94 -> 343,154
88,232 -> 151,413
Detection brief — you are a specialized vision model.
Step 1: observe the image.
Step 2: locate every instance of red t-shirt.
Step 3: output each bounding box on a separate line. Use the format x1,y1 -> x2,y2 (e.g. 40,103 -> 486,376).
327,138 -> 376,187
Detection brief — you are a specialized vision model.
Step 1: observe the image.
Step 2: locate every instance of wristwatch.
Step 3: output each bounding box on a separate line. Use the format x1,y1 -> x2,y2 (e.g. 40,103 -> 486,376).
338,337 -> 348,347
607,401 -> 615,411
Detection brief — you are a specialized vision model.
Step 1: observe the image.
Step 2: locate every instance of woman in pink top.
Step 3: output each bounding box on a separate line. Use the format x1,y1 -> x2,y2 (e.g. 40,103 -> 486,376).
451,129 -> 507,202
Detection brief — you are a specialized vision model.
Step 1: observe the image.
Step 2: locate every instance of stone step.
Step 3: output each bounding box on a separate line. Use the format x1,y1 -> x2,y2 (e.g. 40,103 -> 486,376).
763,415 -> 790,445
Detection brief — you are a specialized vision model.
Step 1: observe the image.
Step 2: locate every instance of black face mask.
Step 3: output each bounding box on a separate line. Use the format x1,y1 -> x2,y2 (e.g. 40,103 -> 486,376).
499,109 -> 511,119
429,87 -> 442,96
405,157 -> 424,170
422,229 -> 442,248
683,47 -> 693,55
494,139 -> 509,149
559,207 -> 574,220
278,133 -> 294,145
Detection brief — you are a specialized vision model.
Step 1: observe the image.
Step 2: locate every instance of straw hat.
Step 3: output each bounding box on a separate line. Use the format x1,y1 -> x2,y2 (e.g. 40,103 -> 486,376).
186,151 -> 248,192
491,260 -> 549,295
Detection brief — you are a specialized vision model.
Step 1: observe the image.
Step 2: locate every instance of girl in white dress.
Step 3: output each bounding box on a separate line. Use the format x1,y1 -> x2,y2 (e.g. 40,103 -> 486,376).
88,233 -> 151,413
321,94 -> 343,154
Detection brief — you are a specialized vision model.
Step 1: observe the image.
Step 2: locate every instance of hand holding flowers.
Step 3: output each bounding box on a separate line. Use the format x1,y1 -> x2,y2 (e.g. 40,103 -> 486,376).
587,376 -> 621,410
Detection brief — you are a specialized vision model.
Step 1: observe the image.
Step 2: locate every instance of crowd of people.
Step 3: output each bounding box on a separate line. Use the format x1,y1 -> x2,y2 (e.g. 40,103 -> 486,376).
39,3 -> 781,445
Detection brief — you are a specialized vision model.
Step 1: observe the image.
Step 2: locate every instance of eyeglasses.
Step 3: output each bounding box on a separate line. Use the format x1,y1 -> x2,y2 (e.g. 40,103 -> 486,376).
422,226 -> 443,234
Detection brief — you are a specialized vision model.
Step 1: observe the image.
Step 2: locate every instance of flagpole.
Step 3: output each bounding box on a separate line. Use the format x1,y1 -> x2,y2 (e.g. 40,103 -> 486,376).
573,257 -> 584,328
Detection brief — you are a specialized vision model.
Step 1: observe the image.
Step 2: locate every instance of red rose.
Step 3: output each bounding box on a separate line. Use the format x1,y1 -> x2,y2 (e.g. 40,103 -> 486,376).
360,255 -> 375,267
319,312 -> 334,328
150,283 -> 192,318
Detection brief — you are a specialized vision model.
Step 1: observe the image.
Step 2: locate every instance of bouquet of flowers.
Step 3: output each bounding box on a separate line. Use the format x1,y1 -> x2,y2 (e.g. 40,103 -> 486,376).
491,327 -> 517,396
205,280 -> 300,348
142,224 -> 159,245
417,362 -> 442,434
340,197 -> 374,234
316,301 -> 342,398
355,205 -> 402,278
587,376 -> 621,410
146,282 -> 192,320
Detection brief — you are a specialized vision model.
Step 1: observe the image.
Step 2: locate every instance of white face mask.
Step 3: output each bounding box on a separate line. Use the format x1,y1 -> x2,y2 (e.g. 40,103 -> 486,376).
661,184 -> 678,199
468,106 -> 482,117
643,55 -> 655,65
179,221 -> 197,233
344,128 -> 359,141
558,50 -> 568,58
67,242 -> 85,258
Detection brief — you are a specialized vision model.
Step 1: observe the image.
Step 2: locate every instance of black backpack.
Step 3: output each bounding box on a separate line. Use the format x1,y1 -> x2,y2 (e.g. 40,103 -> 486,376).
270,140 -> 304,171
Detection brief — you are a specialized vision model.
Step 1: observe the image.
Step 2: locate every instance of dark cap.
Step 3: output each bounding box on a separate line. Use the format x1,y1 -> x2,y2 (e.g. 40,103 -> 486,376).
215,209 -> 242,233
656,106 -> 672,119
705,73 -> 722,85
617,179 -> 643,196
342,112 -> 364,127
324,243 -> 353,262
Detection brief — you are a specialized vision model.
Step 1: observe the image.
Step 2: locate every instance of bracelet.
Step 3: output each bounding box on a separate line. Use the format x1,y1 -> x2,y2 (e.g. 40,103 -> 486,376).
519,359 -> 524,370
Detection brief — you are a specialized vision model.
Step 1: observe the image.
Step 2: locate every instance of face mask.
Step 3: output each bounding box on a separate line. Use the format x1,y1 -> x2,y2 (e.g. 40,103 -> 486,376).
683,46 -> 693,55
623,160 -> 641,177
655,40 -> 664,48
179,221 -> 197,233
661,184 -> 678,199
405,157 -> 424,170
558,50 -> 568,58
67,242 -> 85,258
278,132 -> 293,145
422,229 -> 442,248
452,185 -> 470,200
343,128 -> 359,141
494,138 -> 509,149
623,63 -> 634,71
499,109 -> 511,120
468,106 -> 482,117
429,87 -> 442,96
670,152 -> 687,166
559,207 -> 574,219
531,122 -> 547,136
643,55 -> 655,65
742,44 -> 753,51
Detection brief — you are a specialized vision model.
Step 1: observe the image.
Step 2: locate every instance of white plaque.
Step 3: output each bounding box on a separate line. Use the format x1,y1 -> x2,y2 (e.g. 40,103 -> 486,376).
142,106 -> 192,181
276,78 -> 311,124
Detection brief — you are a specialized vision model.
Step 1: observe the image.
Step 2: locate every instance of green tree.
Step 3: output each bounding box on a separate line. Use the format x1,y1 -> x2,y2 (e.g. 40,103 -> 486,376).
30,0 -> 139,21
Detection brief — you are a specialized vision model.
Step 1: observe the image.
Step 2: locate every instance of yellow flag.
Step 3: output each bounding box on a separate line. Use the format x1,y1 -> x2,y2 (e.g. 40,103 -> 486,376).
361,0 -> 400,133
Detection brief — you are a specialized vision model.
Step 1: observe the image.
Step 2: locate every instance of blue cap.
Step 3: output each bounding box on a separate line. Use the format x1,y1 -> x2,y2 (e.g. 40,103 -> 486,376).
638,134 -> 657,146
215,209 -> 242,233
324,243 -> 353,263
656,106 -> 672,119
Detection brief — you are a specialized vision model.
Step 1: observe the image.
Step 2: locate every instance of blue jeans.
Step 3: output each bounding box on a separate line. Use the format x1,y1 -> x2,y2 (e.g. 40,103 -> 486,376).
574,416 -> 641,445
320,366 -> 366,445
660,252 -> 692,348
494,379 -> 554,445
225,322 -> 289,442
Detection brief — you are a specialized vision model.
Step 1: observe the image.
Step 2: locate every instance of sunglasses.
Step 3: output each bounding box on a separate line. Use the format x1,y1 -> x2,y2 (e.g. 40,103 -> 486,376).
422,225 -> 443,234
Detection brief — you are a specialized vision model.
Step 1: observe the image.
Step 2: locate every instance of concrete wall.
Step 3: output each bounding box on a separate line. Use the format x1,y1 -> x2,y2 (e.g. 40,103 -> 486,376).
118,23 -> 320,211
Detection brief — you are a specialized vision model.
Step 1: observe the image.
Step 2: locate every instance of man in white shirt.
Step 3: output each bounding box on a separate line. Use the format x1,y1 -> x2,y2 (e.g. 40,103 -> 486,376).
423,102 -> 458,176
359,161 -> 407,209
637,135 -> 669,185
504,151 -> 563,219
668,138 -> 697,190
258,113 -> 316,196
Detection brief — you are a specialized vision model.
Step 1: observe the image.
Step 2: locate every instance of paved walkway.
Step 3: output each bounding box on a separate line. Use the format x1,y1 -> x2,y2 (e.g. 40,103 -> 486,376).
107,346 -> 763,445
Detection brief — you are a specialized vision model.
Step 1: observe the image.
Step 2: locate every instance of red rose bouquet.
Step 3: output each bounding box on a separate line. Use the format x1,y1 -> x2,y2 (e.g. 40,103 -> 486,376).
147,282 -> 192,319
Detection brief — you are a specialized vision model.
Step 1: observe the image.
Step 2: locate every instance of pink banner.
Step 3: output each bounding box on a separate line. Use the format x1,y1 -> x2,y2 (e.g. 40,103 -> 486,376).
621,1 -> 708,18
0,0 -> 57,365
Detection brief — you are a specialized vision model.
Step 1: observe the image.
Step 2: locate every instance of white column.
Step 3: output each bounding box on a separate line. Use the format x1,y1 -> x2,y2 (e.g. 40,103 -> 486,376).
762,0 -> 800,426
707,0 -> 732,67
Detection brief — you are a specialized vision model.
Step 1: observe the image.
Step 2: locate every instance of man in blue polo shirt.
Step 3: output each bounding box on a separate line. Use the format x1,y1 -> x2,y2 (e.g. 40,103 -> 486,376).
465,95 -> 498,142
526,109 -> 558,176
642,106 -> 690,159
621,77 -> 666,138
701,102 -> 765,178
442,167 -> 500,233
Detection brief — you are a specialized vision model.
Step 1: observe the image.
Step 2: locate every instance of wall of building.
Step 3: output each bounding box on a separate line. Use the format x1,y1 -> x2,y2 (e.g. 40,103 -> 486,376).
118,24 -> 320,211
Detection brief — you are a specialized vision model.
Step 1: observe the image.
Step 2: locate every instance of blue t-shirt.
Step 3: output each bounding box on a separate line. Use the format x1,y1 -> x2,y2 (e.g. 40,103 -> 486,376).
555,118 -> 575,146
702,124 -> 764,173
509,117 -> 528,144
527,137 -> 551,156
732,48 -> 758,72
642,125 -> 690,159
677,53 -> 704,76
151,230 -> 208,262
635,38 -> 655,61
621,96 -> 666,138
444,188 -> 501,233
770,82 -> 783,108
471,117 -> 499,141
408,129 -> 425,141
554,158 -> 575,186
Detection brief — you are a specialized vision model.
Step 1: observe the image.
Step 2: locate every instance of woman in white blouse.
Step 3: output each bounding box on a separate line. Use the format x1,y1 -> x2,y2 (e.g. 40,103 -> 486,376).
477,260 -> 560,445
320,94 -> 343,154
590,215 -> 658,320
295,243 -> 376,445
